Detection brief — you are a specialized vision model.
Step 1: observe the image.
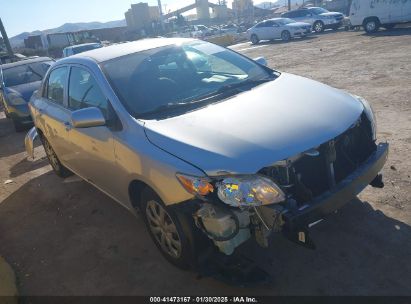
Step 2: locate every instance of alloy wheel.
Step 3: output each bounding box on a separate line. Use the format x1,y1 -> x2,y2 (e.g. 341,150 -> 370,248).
146,200 -> 182,258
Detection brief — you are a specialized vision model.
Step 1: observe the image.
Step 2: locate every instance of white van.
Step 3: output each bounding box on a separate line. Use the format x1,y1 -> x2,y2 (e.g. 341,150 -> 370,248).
350,0 -> 411,33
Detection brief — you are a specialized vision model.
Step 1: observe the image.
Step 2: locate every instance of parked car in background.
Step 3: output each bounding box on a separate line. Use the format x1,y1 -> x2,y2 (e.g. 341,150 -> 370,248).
282,7 -> 344,33
248,18 -> 312,44
26,38 -> 388,269
349,0 -> 411,33
62,42 -> 102,57
0,57 -> 54,131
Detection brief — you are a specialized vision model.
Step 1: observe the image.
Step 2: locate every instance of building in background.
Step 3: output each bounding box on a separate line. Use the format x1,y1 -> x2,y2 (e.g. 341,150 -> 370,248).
125,2 -> 162,34
232,0 -> 254,22
196,0 -> 211,20
24,35 -> 48,49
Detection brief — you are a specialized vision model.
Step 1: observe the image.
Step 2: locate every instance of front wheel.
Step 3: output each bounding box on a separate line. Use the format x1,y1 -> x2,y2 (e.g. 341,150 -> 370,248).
42,137 -> 72,178
141,188 -> 194,270
313,21 -> 324,33
281,30 -> 291,42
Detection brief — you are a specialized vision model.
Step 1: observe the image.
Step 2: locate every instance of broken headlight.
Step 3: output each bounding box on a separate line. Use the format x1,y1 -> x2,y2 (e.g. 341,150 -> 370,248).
217,175 -> 285,208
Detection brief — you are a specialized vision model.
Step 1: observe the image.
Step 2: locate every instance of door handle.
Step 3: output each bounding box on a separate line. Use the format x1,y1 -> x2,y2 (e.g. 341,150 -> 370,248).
64,121 -> 72,131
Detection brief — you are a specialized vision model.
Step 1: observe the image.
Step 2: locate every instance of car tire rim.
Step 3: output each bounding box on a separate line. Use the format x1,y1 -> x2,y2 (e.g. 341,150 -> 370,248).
366,21 -> 376,32
315,23 -> 323,32
146,200 -> 182,259
251,35 -> 258,43
44,141 -> 60,171
282,32 -> 290,41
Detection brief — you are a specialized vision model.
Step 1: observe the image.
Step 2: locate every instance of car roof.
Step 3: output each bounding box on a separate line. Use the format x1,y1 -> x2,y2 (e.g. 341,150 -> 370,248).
62,38 -> 196,64
0,57 -> 53,70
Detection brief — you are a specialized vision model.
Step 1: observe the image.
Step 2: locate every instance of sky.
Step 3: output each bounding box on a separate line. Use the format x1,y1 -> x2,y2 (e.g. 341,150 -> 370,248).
0,0 -> 275,37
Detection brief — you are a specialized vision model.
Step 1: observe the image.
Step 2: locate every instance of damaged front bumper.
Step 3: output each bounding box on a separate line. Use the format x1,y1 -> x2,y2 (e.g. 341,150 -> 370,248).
194,142 -> 389,254
281,142 -> 388,247
25,127 -> 39,159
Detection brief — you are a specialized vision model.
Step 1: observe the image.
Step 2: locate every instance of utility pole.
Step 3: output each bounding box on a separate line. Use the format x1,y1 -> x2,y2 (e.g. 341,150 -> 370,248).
288,0 -> 291,11
0,18 -> 14,59
157,0 -> 165,32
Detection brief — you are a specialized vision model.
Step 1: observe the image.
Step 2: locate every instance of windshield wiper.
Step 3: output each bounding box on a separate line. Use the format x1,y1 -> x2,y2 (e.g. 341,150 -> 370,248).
138,78 -> 274,119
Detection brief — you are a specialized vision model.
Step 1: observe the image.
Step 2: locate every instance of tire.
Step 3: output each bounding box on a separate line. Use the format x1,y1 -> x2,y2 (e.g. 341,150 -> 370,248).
42,137 -> 72,178
140,188 -> 195,270
12,119 -> 25,132
250,34 -> 259,45
281,30 -> 291,42
384,23 -> 396,30
313,21 -> 325,33
363,18 -> 380,33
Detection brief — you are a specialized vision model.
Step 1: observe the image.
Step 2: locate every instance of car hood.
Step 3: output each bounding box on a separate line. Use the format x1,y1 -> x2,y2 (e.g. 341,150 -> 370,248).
5,81 -> 42,102
143,73 -> 363,176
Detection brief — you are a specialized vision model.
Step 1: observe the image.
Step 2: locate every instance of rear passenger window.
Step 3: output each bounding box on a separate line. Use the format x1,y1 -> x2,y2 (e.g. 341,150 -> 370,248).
47,67 -> 68,105
68,66 -> 109,119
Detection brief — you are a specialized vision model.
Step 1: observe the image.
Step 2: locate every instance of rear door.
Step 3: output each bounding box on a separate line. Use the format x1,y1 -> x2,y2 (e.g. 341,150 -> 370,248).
264,20 -> 281,39
65,65 -> 119,198
41,66 -> 72,163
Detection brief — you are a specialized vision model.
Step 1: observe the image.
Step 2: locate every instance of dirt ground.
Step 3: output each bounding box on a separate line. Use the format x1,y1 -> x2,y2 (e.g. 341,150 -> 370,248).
1,28 -> 410,296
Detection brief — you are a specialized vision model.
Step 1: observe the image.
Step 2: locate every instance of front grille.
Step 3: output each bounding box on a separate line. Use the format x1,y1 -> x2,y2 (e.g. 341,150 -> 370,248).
260,112 -> 376,204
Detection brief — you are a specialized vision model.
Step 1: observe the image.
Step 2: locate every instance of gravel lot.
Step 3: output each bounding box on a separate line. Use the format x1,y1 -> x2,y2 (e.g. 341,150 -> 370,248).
0,28 -> 410,296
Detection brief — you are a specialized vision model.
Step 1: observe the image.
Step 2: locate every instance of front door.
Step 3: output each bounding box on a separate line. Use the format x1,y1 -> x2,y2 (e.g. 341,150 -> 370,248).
42,66 -> 72,163
65,65 -> 119,199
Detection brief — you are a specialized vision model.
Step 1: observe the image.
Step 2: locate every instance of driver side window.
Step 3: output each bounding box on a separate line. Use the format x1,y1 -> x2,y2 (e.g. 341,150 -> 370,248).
68,67 -> 109,119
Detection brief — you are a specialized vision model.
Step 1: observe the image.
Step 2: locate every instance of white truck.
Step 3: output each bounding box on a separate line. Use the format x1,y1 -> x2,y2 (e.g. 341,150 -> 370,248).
350,0 -> 411,33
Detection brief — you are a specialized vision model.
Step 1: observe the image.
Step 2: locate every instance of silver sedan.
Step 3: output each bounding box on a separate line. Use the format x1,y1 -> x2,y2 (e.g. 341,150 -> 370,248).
247,18 -> 312,44
25,38 -> 388,269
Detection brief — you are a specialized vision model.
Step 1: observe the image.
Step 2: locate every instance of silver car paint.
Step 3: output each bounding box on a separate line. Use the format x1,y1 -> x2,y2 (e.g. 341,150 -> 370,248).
144,73 -> 364,176
27,40 -> 365,211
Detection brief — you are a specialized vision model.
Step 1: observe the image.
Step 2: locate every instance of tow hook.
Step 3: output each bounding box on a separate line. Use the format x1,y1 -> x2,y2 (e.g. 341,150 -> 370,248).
370,174 -> 384,188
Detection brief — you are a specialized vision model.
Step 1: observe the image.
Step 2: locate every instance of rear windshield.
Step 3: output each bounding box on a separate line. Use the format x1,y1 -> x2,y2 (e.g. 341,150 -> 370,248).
2,60 -> 53,87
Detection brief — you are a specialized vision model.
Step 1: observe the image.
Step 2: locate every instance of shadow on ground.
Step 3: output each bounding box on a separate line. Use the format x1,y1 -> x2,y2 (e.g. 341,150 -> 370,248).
0,114 -> 37,158
0,172 -> 410,296
361,26 -> 411,37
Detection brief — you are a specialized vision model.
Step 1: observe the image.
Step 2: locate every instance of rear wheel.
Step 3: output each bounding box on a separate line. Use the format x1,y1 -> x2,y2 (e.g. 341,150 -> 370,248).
313,21 -> 324,33
281,30 -> 291,42
250,34 -> 259,45
364,18 -> 380,33
42,137 -> 72,178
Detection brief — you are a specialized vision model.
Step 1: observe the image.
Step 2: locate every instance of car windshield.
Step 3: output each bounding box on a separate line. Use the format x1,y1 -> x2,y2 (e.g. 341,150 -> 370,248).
72,44 -> 102,55
277,18 -> 295,25
310,8 -> 329,14
2,60 -> 53,87
101,41 -> 276,119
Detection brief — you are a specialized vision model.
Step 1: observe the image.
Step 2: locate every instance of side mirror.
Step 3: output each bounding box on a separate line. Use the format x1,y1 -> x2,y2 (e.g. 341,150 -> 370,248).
254,57 -> 268,67
71,107 -> 106,128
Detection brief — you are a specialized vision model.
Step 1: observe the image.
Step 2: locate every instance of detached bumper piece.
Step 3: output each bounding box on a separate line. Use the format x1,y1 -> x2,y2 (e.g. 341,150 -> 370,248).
282,142 -> 389,248
25,127 -> 39,159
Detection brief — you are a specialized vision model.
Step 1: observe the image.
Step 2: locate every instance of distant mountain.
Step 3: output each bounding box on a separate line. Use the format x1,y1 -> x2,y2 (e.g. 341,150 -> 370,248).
10,19 -> 126,47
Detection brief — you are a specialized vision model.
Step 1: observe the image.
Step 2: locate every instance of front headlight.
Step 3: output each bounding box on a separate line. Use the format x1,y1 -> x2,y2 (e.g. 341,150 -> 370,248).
353,95 -> 377,140
8,93 -> 27,106
217,175 -> 285,208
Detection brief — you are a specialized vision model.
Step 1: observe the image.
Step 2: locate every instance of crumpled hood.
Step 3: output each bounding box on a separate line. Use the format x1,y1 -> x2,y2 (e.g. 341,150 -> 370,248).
144,73 -> 363,175
6,81 -> 42,102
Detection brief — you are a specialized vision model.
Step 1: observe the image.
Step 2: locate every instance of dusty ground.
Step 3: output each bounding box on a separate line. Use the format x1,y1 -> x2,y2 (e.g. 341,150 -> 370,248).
0,28 -> 410,296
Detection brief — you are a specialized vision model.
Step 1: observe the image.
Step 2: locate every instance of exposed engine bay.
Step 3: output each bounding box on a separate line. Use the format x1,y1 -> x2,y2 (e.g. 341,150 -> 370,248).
193,113 -> 383,255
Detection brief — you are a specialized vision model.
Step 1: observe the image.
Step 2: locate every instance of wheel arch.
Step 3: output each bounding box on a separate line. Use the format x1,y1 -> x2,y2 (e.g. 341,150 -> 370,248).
363,16 -> 380,26
128,179 -> 157,210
